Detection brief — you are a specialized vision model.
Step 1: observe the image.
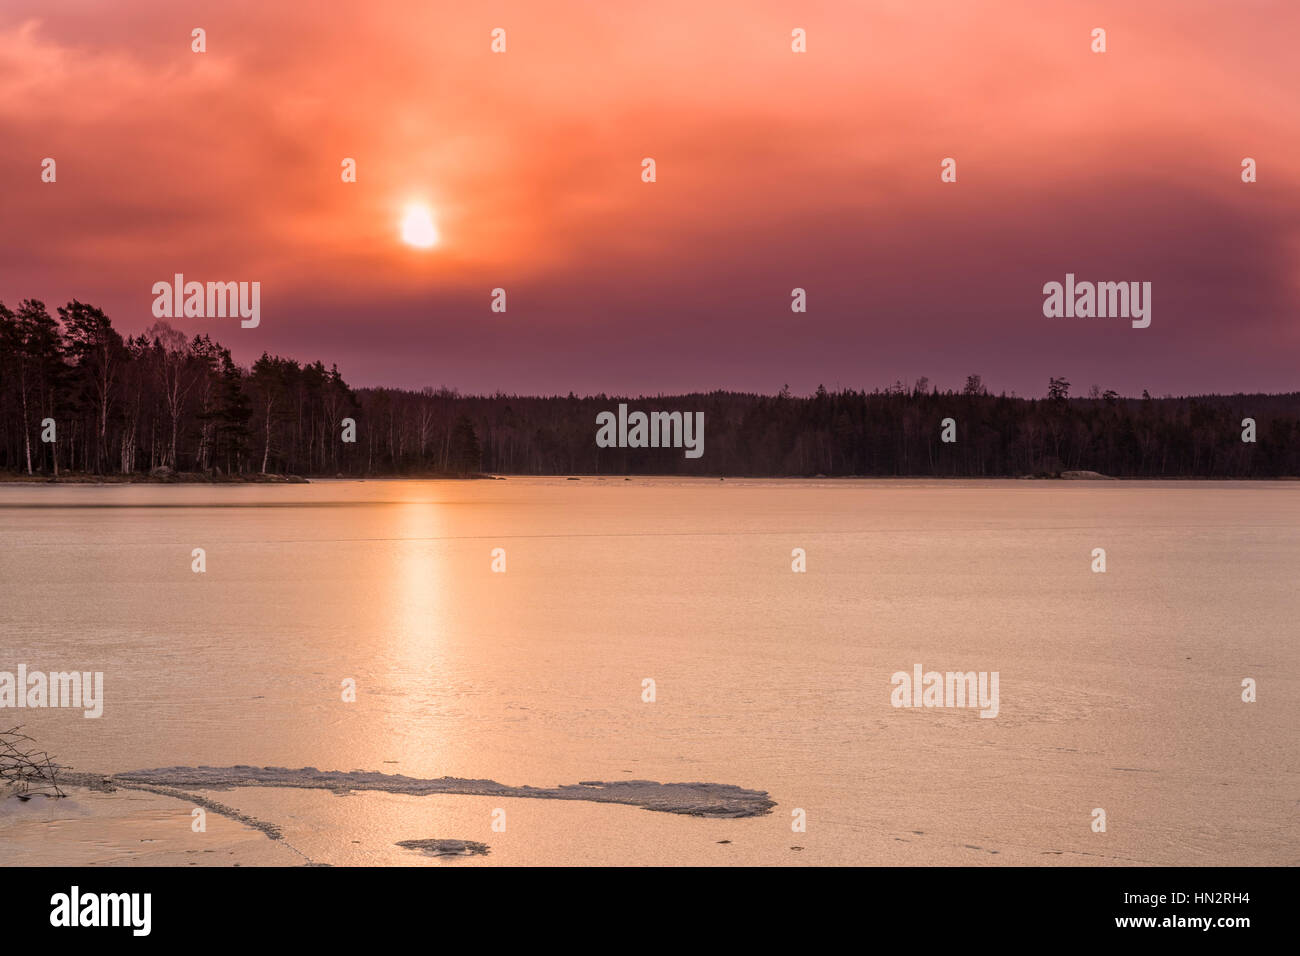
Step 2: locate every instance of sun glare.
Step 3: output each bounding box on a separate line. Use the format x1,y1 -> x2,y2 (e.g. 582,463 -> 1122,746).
401,204 -> 439,248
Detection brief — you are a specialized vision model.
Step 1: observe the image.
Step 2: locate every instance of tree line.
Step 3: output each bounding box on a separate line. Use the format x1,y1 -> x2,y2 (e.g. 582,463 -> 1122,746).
2,299 -> 1297,478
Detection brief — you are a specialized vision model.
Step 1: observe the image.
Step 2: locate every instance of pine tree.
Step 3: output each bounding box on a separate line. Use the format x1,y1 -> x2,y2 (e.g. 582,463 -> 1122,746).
449,414 -> 481,475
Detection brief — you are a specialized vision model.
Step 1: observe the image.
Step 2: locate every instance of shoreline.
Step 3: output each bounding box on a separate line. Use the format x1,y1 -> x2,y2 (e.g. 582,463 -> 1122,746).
2,472 -> 1297,484
0,471 -> 309,485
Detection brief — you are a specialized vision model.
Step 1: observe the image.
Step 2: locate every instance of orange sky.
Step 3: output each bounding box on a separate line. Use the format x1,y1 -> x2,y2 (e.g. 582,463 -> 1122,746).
2,0 -> 1298,395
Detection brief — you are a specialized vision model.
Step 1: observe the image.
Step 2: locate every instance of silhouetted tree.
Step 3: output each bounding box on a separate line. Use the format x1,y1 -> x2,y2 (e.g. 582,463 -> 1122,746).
449,414 -> 482,474
210,350 -> 252,473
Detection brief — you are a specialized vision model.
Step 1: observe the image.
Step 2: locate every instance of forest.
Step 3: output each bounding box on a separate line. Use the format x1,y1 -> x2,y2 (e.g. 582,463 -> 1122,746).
2,298 -> 1297,479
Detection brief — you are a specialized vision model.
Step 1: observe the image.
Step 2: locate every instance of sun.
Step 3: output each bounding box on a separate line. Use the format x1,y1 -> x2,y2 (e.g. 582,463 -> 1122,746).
400,204 -> 439,248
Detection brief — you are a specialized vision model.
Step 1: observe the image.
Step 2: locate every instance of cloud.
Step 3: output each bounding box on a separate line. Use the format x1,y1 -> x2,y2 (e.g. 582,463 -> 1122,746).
1,1 -> 1297,396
